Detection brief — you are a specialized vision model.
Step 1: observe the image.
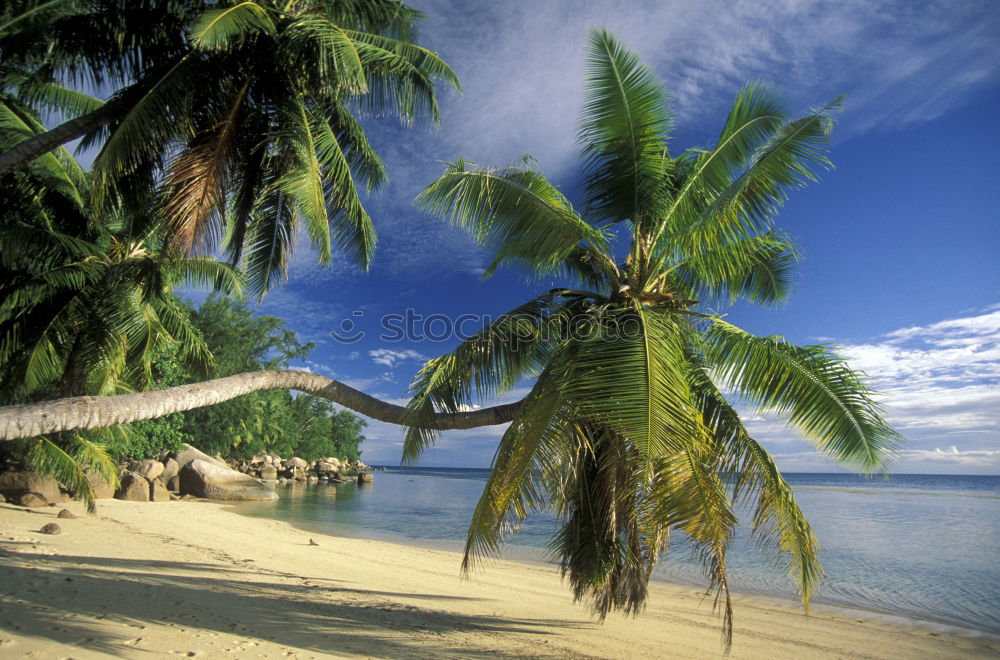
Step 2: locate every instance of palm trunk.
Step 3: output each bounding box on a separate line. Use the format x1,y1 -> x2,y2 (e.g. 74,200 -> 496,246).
0,370 -> 521,441
0,104 -> 116,176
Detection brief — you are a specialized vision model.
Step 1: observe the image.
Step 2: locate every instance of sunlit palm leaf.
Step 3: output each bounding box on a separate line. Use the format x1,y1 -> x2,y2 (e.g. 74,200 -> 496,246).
704,319 -> 899,470
190,1 -> 275,51
415,159 -> 610,279
579,29 -> 672,227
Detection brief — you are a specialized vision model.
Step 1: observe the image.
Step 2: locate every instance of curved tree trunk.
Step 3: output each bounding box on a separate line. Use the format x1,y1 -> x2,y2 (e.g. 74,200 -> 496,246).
0,104 -> 116,176
0,370 -> 521,441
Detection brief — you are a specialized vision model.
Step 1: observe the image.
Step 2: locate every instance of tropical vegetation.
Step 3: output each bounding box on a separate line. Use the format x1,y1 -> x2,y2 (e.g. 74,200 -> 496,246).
1,0 -> 459,295
0,0 -> 451,504
405,30 -> 899,643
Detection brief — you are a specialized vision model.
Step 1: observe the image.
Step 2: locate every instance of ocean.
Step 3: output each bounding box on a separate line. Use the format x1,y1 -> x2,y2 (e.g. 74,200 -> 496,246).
231,469 -> 1000,635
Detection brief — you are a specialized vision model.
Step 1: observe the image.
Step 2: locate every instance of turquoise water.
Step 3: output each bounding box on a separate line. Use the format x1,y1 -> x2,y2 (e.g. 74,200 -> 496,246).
232,470 -> 1000,634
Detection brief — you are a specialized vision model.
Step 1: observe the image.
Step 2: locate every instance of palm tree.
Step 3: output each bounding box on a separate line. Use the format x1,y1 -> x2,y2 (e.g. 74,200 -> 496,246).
401,30 -> 899,643
1,0 -> 460,295
0,94 -> 241,510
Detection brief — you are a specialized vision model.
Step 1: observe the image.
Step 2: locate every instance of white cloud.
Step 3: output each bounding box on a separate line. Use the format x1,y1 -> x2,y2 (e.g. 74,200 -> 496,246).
368,348 -> 427,368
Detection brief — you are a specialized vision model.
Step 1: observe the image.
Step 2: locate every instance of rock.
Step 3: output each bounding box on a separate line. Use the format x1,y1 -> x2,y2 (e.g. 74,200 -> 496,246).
57,509 -> 76,519
180,494 -> 198,501
0,492 -> 5,503
167,476 -> 180,492
250,455 -> 267,465
19,492 -> 48,507
283,457 -> 308,469
116,471 -> 150,502
39,522 -> 61,535
292,467 -> 306,482
179,459 -> 278,501
160,458 -> 180,484
129,459 -> 164,481
308,538 -> 319,546
357,473 -> 373,484
0,470 -> 61,503
260,465 -> 278,480
315,461 -> 336,474
173,444 -> 226,470
86,471 -> 116,499
150,479 -> 171,502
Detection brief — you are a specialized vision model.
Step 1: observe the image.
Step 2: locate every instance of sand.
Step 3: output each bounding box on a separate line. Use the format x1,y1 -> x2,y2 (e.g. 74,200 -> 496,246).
0,499 -> 995,659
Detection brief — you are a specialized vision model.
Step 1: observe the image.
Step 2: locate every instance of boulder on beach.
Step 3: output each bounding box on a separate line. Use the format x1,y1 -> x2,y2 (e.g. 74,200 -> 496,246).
116,471 -> 150,502
57,508 -> 76,519
150,479 -> 171,502
260,465 -> 278,480
179,459 -> 277,501
0,470 -> 61,503
172,444 -> 224,470
39,522 -> 61,535
283,457 -> 308,469
19,492 -> 49,507
160,457 -> 180,484
166,475 -> 180,492
129,459 -> 164,481
86,471 -> 116,499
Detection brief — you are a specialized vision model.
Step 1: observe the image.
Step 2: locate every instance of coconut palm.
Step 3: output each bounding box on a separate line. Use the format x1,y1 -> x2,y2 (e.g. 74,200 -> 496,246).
403,30 -> 899,643
0,96 -> 241,510
1,0 -> 460,295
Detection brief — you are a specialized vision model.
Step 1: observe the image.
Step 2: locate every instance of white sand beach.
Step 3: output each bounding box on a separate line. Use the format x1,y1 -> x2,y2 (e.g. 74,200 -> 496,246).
0,499 -> 995,659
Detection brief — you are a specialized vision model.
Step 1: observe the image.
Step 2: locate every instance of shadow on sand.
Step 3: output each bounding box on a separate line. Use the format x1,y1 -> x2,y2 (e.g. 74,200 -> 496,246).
0,550 -> 589,658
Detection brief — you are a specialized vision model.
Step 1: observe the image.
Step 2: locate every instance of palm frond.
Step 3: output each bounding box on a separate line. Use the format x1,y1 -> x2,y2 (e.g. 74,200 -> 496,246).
190,1 -> 275,51
704,319 -> 899,471
689,362 -> 822,610
578,29 -> 671,227
561,307 -> 704,461
161,83 -> 247,251
664,96 -> 843,259
243,184 -> 297,298
463,367 -> 567,570
401,294 -> 557,464
671,230 -> 798,306
416,159 -> 610,279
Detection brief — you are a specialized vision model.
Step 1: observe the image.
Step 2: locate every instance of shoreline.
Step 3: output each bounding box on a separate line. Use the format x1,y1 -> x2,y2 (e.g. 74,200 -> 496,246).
229,495 -> 999,641
1,499 -> 996,659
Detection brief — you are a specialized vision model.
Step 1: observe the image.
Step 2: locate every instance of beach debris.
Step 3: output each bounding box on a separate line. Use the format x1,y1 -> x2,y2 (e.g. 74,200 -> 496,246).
57,509 -> 76,519
39,522 -> 61,535
308,538 -> 319,546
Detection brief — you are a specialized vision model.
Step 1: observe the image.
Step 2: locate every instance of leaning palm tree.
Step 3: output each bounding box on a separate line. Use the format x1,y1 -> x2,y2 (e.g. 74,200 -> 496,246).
403,30 -> 899,644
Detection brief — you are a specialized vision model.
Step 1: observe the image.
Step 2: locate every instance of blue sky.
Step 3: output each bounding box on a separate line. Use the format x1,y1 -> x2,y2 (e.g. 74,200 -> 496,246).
242,0 -> 1000,472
